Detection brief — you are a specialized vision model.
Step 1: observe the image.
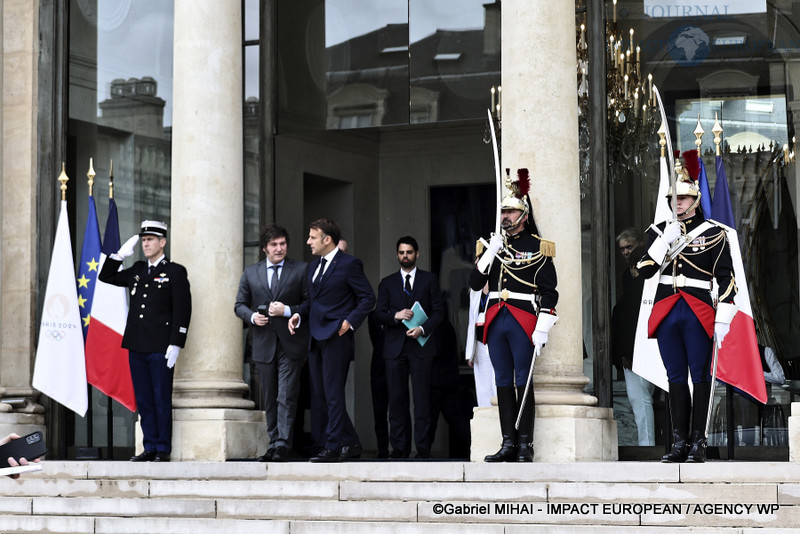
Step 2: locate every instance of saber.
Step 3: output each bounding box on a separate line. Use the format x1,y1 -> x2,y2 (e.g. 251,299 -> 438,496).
515,350 -> 538,430
488,108 -> 502,235
653,85 -> 677,220
704,339 -> 720,438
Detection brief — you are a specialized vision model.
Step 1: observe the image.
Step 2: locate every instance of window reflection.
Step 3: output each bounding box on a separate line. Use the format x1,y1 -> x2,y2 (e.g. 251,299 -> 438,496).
278,0 -> 500,131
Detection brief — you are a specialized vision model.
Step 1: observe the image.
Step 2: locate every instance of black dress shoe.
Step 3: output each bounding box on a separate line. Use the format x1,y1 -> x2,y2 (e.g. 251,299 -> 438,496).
153,453 -> 170,462
339,443 -> 362,461
271,446 -> 290,462
389,450 -> 409,459
130,450 -> 156,462
376,449 -> 390,459
258,447 -> 276,462
415,449 -> 432,459
309,448 -> 341,463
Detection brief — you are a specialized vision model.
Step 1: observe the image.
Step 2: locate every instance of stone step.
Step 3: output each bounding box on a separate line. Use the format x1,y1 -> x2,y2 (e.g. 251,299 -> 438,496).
2,461 -> 800,532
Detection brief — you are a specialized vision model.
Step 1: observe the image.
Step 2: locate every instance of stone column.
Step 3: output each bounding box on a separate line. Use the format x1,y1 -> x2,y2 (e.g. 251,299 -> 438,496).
0,0 -> 46,437
476,0 -> 616,461
169,0 -> 263,460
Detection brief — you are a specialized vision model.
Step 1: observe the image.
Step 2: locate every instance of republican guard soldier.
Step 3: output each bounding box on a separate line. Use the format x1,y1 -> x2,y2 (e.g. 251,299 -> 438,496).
636,152 -> 737,463
469,169 -> 558,462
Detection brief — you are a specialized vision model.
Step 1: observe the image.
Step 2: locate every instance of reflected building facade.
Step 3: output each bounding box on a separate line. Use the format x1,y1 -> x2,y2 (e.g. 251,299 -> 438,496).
1,0 -> 799,460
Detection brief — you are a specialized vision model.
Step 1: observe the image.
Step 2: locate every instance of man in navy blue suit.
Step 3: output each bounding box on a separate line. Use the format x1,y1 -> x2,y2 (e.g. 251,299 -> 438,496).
289,219 -> 375,462
375,236 -> 444,458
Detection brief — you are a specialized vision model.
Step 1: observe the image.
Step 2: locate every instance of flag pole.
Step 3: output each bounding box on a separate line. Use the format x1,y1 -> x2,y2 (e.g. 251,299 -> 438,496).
58,162 -> 68,201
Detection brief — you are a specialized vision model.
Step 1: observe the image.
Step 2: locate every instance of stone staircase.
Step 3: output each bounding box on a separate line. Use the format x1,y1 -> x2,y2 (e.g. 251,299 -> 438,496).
2,460 -> 800,533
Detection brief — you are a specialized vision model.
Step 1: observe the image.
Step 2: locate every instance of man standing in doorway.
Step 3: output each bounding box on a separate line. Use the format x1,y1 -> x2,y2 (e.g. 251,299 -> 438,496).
289,219 -> 375,462
375,236 -> 444,458
235,224 -> 308,462
99,220 -> 192,462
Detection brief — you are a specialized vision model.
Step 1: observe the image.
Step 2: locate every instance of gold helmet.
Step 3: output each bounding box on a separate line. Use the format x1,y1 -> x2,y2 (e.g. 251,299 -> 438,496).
667,151 -> 702,214
500,168 -> 530,215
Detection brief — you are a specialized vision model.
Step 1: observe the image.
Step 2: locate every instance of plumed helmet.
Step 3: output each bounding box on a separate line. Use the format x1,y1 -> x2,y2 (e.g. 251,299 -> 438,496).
500,168 -> 530,214
667,151 -> 702,213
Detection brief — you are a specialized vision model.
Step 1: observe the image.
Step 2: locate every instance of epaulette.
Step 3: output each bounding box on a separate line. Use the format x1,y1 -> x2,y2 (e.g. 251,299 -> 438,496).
537,236 -> 555,258
475,239 -> 485,258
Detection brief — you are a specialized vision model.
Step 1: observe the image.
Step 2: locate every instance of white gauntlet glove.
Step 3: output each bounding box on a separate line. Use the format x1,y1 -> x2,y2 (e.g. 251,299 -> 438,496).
476,234 -> 504,274
661,221 -> 682,244
532,313 -> 559,357
714,302 -> 738,349
117,235 -> 140,259
165,345 -> 181,369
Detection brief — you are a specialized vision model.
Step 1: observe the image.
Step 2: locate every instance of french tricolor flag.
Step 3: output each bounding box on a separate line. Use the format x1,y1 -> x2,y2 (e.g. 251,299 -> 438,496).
85,198 -> 137,412
710,155 -> 767,403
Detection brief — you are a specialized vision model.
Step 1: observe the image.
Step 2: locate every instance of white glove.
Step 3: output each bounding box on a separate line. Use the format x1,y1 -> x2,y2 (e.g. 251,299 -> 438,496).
532,330 -> 548,357
714,322 -> 730,349
661,221 -> 682,245
165,345 -> 181,369
487,234 -> 503,254
117,235 -> 140,259
476,234 -> 504,273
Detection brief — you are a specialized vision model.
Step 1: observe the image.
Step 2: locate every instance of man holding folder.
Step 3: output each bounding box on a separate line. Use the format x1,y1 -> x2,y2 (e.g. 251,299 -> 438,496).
375,236 -> 444,458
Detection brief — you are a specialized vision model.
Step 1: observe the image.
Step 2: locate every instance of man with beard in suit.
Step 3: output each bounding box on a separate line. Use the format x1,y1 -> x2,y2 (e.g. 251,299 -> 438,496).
375,236 -> 444,458
235,224 -> 309,462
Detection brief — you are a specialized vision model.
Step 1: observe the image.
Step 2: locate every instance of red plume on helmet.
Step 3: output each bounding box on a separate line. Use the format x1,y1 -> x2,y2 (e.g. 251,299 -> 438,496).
682,150 -> 699,181
516,169 -> 530,197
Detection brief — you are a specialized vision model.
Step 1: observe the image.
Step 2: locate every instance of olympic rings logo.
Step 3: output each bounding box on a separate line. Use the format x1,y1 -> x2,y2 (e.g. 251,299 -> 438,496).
45,329 -> 66,341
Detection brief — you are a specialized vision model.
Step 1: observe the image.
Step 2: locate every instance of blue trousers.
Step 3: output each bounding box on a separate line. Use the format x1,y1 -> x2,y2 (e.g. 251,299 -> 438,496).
654,298 -> 713,384
487,307 -> 534,388
129,351 -> 174,453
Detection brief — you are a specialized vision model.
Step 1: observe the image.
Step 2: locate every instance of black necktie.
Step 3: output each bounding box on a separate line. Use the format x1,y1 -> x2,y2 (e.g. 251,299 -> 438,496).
404,273 -> 412,305
314,258 -> 327,288
270,265 -> 280,291
147,265 -> 153,276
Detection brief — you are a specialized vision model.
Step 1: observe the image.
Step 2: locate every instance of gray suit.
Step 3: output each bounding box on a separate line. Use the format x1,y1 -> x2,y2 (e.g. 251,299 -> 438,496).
235,257 -> 309,450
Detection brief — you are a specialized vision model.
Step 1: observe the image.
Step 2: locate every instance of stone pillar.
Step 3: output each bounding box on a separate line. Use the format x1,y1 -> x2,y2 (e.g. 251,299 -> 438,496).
478,0 -> 616,461
0,0 -> 46,437
168,0 -> 263,460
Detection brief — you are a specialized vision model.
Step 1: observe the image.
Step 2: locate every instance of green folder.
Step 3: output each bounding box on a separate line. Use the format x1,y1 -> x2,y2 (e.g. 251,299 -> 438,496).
402,301 -> 430,346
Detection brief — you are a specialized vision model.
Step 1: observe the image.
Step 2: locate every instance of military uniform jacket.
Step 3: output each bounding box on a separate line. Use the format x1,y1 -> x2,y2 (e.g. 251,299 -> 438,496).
99,257 -> 192,353
469,231 -> 558,340
636,216 -> 736,336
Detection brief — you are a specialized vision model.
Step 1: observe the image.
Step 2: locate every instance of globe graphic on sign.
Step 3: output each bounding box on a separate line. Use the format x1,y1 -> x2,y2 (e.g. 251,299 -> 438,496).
668,25 -> 711,67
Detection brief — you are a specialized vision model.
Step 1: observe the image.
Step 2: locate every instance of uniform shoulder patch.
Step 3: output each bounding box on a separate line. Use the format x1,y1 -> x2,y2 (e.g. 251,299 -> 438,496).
539,238 -> 555,258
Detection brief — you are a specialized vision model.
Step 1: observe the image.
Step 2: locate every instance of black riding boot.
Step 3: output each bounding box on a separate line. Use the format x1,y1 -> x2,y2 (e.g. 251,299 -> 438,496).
686,381 -> 711,463
662,383 -> 691,463
484,386 -> 518,462
516,388 -> 535,462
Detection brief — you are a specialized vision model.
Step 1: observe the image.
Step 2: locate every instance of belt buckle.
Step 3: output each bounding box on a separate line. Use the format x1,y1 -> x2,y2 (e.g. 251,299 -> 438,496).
501,289 -> 509,301
675,274 -> 687,288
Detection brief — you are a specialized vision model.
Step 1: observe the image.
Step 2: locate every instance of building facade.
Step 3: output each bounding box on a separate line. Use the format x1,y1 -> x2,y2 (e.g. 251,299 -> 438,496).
1,0 -> 797,460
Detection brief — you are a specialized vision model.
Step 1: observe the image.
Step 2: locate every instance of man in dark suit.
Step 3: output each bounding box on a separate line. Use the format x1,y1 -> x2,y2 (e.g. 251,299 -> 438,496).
235,224 -> 308,462
375,236 -> 444,458
289,218 -> 375,462
99,220 -> 192,462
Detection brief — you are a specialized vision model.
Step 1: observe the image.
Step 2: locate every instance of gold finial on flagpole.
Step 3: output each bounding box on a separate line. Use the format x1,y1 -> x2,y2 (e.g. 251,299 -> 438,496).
712,112 -> 723,156
109,159 -> 115,199
58,162 -> 69,201
87,158 -> 96,197
657,120 -> 667,158
694,115 -> 705,156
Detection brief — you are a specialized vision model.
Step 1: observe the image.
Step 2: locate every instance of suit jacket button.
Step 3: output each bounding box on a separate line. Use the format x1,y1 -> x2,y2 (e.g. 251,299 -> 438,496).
139,314 -> 144,318
141,304 -> 146,308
